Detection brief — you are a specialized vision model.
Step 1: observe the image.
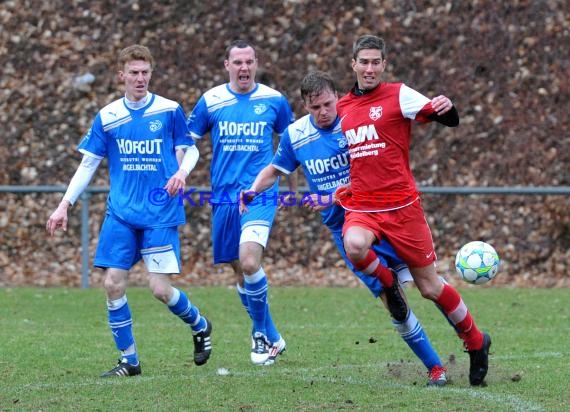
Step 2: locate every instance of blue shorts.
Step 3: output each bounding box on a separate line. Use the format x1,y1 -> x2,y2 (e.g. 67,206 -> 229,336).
211,201 -> 277,264
372,237 -> 407,272
330,227 -> 407,298
94,213 -> 181,273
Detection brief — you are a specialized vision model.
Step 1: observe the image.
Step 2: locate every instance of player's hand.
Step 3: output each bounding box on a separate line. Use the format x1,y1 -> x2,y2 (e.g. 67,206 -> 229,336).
164,169 -> 187,196
278,192 -> 296,210
301,193 -> 333,212
239,189 -> 257,214
431,95 -> 453,115
46,201 -> 70,236
334,185 -> 352,206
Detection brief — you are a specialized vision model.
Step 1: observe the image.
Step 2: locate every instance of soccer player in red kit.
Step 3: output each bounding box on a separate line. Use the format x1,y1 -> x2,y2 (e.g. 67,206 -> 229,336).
336,35 -> 491,386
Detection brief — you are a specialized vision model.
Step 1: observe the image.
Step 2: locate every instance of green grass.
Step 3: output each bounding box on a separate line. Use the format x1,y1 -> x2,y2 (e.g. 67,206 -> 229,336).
1,286 -> 569,411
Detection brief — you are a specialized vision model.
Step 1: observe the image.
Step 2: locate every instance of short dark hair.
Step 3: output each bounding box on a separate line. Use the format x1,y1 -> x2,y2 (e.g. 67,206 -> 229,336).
300,71 -> 337,103
225,39 -> 257,60
353,35 -> 386,60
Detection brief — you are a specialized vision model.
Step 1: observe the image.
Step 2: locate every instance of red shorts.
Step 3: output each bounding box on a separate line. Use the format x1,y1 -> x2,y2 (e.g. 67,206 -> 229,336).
342,200 -> 436,268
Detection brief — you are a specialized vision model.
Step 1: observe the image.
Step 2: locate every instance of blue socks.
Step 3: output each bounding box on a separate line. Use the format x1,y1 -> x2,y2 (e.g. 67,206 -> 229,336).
107,295 -> 138,365
242,268 -> 281,343
107,289 -> 206,366
393,309 -> 442,370
236,283 -> 251,318
167,287 -> 206,334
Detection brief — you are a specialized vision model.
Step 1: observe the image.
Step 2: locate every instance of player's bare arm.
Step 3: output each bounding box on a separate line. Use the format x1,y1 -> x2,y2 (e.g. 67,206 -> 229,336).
280,169 -> 298,210
239,164 -> 283,214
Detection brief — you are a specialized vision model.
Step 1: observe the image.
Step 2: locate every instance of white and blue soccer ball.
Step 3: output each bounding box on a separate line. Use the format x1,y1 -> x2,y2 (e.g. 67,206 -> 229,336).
455,241 -> 500,284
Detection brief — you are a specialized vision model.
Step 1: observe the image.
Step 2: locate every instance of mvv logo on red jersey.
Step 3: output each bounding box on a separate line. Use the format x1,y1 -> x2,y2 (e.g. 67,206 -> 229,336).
369,106 -> 382,121
345,124 -> 379,145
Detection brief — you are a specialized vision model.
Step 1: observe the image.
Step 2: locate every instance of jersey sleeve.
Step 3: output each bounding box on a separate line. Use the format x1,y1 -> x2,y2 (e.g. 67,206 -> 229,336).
272,129 -> 298,175
273,95 -> 295,135
173,105 -> 195,149
77,114 -> 106,159
186,96 -> 210,139
399,83 -> 435,123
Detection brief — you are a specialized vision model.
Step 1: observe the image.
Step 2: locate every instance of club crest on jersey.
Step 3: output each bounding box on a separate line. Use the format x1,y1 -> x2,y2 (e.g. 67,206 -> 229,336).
149,120 -> 162,132
337,136 -> 348,148
369,106 -> 383,121
253,103 -> 267,115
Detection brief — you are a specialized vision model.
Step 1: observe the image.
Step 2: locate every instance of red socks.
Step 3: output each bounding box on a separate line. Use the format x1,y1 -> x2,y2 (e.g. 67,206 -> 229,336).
351,249 -> 394,287
435,283 -> 484,350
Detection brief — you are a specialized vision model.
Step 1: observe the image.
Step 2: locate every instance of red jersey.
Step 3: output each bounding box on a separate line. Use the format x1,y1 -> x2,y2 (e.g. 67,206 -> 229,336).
336,82 -> 436,212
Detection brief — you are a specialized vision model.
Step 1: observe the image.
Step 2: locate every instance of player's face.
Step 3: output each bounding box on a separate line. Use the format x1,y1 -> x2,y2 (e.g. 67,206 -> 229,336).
225,46 -> 257,94
119,60 -> 152,101
352,49 -> 386,91
303,89 -> 338,129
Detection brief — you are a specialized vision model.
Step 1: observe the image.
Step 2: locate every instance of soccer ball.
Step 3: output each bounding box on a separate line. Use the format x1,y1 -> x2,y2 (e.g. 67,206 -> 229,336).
455,241 -> 500,284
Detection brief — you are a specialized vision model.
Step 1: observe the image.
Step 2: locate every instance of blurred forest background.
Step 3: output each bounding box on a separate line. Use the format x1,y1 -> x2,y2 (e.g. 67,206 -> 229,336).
0,0 -> 568,288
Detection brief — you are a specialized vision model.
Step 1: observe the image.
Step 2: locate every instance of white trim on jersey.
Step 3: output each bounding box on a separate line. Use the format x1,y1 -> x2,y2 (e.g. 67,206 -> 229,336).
203,84 -> 238,115
272,163 -> 293,175
399,84 -> 431,120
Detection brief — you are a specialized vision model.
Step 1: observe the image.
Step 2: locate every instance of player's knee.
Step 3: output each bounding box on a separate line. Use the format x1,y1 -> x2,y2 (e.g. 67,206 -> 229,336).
417,281 -> 443,301
150,284 -> 170,304
344,237 -> 368,261
103,275 -> 126,297
419,288 -> 437,301
148,276 -> 171,303
238,241 -> 264,274
240,256 -> 261,275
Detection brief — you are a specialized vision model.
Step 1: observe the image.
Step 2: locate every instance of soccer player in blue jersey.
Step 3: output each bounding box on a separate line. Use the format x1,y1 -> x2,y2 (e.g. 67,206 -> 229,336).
186,40 -> 295,365
46,45 -> 212,377
240,71 -> 447,386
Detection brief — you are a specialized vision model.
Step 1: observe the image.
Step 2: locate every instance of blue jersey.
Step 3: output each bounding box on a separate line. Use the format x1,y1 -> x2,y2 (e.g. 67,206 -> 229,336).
187,83 -> 294,203
272,114 -> 349,229
78,93 -> 194,228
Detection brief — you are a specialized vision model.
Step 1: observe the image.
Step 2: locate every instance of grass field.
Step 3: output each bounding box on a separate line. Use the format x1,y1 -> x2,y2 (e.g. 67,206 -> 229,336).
1,286 -> 568,411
